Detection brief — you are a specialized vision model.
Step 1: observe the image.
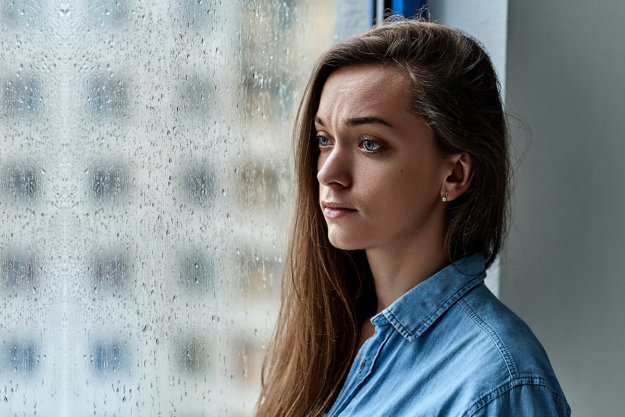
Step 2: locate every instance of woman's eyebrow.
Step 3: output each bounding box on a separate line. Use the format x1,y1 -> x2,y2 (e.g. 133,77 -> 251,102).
346,116 -> 392,127
314,115 -> 392,127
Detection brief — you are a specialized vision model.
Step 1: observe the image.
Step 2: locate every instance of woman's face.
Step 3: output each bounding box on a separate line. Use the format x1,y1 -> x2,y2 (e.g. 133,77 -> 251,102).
315,65 -> 452,252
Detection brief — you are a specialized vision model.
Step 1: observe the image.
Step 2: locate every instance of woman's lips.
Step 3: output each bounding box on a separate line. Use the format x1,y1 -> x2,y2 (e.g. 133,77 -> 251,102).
321,201 -> 357,219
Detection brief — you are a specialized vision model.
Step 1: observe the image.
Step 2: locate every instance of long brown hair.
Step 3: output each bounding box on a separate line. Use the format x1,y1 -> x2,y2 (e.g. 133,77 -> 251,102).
257,19 -> 509,417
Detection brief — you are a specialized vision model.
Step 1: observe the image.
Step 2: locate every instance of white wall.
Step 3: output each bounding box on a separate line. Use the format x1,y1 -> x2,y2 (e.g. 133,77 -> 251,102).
503,2 -> 625,416
429,1 -> 508,94
429,0 -> 509,297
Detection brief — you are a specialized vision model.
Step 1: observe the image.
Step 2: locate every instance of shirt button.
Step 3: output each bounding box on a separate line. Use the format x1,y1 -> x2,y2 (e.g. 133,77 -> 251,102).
359,359 -> 367,372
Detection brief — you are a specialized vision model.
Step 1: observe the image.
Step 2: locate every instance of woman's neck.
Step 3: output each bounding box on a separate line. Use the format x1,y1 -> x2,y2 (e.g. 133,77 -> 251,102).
366,227 -> 448,314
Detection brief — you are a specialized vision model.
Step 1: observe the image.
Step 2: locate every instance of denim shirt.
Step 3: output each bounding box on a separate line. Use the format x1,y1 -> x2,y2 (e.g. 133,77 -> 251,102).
327,254 -> 571,417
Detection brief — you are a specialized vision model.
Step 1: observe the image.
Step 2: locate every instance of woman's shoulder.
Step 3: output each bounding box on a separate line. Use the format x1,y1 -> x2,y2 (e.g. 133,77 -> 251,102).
457,284 -> 556,377
448,284 -> 571,416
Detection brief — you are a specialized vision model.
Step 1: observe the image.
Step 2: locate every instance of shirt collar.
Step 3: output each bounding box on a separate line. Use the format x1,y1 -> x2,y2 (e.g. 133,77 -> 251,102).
371,253 -> 486,342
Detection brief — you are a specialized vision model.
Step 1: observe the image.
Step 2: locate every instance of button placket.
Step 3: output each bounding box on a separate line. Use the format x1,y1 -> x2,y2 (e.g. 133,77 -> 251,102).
328,324 -> 392,416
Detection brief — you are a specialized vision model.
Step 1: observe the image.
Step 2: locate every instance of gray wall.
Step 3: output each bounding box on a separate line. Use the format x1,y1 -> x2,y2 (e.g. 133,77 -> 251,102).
502,2 -> 625,416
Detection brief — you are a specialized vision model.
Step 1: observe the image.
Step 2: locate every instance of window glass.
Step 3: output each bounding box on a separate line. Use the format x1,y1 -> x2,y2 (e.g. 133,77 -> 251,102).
0,1 -> 337,415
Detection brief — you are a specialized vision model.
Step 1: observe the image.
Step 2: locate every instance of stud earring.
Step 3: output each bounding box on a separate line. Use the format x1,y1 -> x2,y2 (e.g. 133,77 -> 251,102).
441,191 -> 448,203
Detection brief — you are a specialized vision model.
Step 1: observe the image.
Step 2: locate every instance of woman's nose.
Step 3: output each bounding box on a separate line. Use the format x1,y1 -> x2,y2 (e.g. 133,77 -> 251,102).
317,145 -> 352,188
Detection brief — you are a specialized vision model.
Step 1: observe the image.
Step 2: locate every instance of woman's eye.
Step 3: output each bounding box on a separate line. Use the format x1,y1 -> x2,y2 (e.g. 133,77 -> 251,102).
317,136 -> 330,147
361,139 -> 381,152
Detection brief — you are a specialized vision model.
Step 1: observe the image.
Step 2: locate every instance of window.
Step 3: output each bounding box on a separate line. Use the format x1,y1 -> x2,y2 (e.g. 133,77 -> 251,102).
1,1 -> 341,415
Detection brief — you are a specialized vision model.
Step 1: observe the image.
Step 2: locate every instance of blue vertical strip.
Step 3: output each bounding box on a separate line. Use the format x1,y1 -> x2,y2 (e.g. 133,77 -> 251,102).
368,0 -> 376,26
370,0 -> 428,26
390,0 -> 428,18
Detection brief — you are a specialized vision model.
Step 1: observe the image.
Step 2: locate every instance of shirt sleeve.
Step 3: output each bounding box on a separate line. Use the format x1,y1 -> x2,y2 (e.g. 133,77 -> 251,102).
469,383 -> 571,417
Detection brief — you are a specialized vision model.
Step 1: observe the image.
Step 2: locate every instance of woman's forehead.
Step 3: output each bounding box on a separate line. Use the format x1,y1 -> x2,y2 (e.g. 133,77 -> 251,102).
316,65 -> 412,126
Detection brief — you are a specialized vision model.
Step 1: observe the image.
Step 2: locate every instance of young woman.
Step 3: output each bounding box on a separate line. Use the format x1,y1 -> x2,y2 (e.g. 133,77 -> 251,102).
256,20 -> 570,417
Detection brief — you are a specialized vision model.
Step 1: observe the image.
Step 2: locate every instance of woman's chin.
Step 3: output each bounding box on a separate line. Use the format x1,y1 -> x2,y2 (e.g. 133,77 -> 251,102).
327,232 -> 367,251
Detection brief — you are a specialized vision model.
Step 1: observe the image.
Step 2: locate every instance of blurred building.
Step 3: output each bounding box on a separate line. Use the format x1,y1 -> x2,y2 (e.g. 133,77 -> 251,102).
0,1 -> 342,415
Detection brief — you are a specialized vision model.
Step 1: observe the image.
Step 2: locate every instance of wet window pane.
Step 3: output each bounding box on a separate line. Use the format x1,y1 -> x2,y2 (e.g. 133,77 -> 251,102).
7,340 -> 38,374
2,77 -> 43,117
87,75 -> 128,117
2,251 -> 37,289
1,0 -> 343,415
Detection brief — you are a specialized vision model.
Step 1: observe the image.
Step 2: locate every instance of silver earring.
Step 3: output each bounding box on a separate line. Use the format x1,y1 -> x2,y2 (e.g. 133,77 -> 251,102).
442,191 -> 448,202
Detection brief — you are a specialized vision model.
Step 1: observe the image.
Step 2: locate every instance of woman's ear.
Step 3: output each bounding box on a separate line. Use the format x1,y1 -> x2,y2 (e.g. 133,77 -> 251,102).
441,153 -> 473,202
